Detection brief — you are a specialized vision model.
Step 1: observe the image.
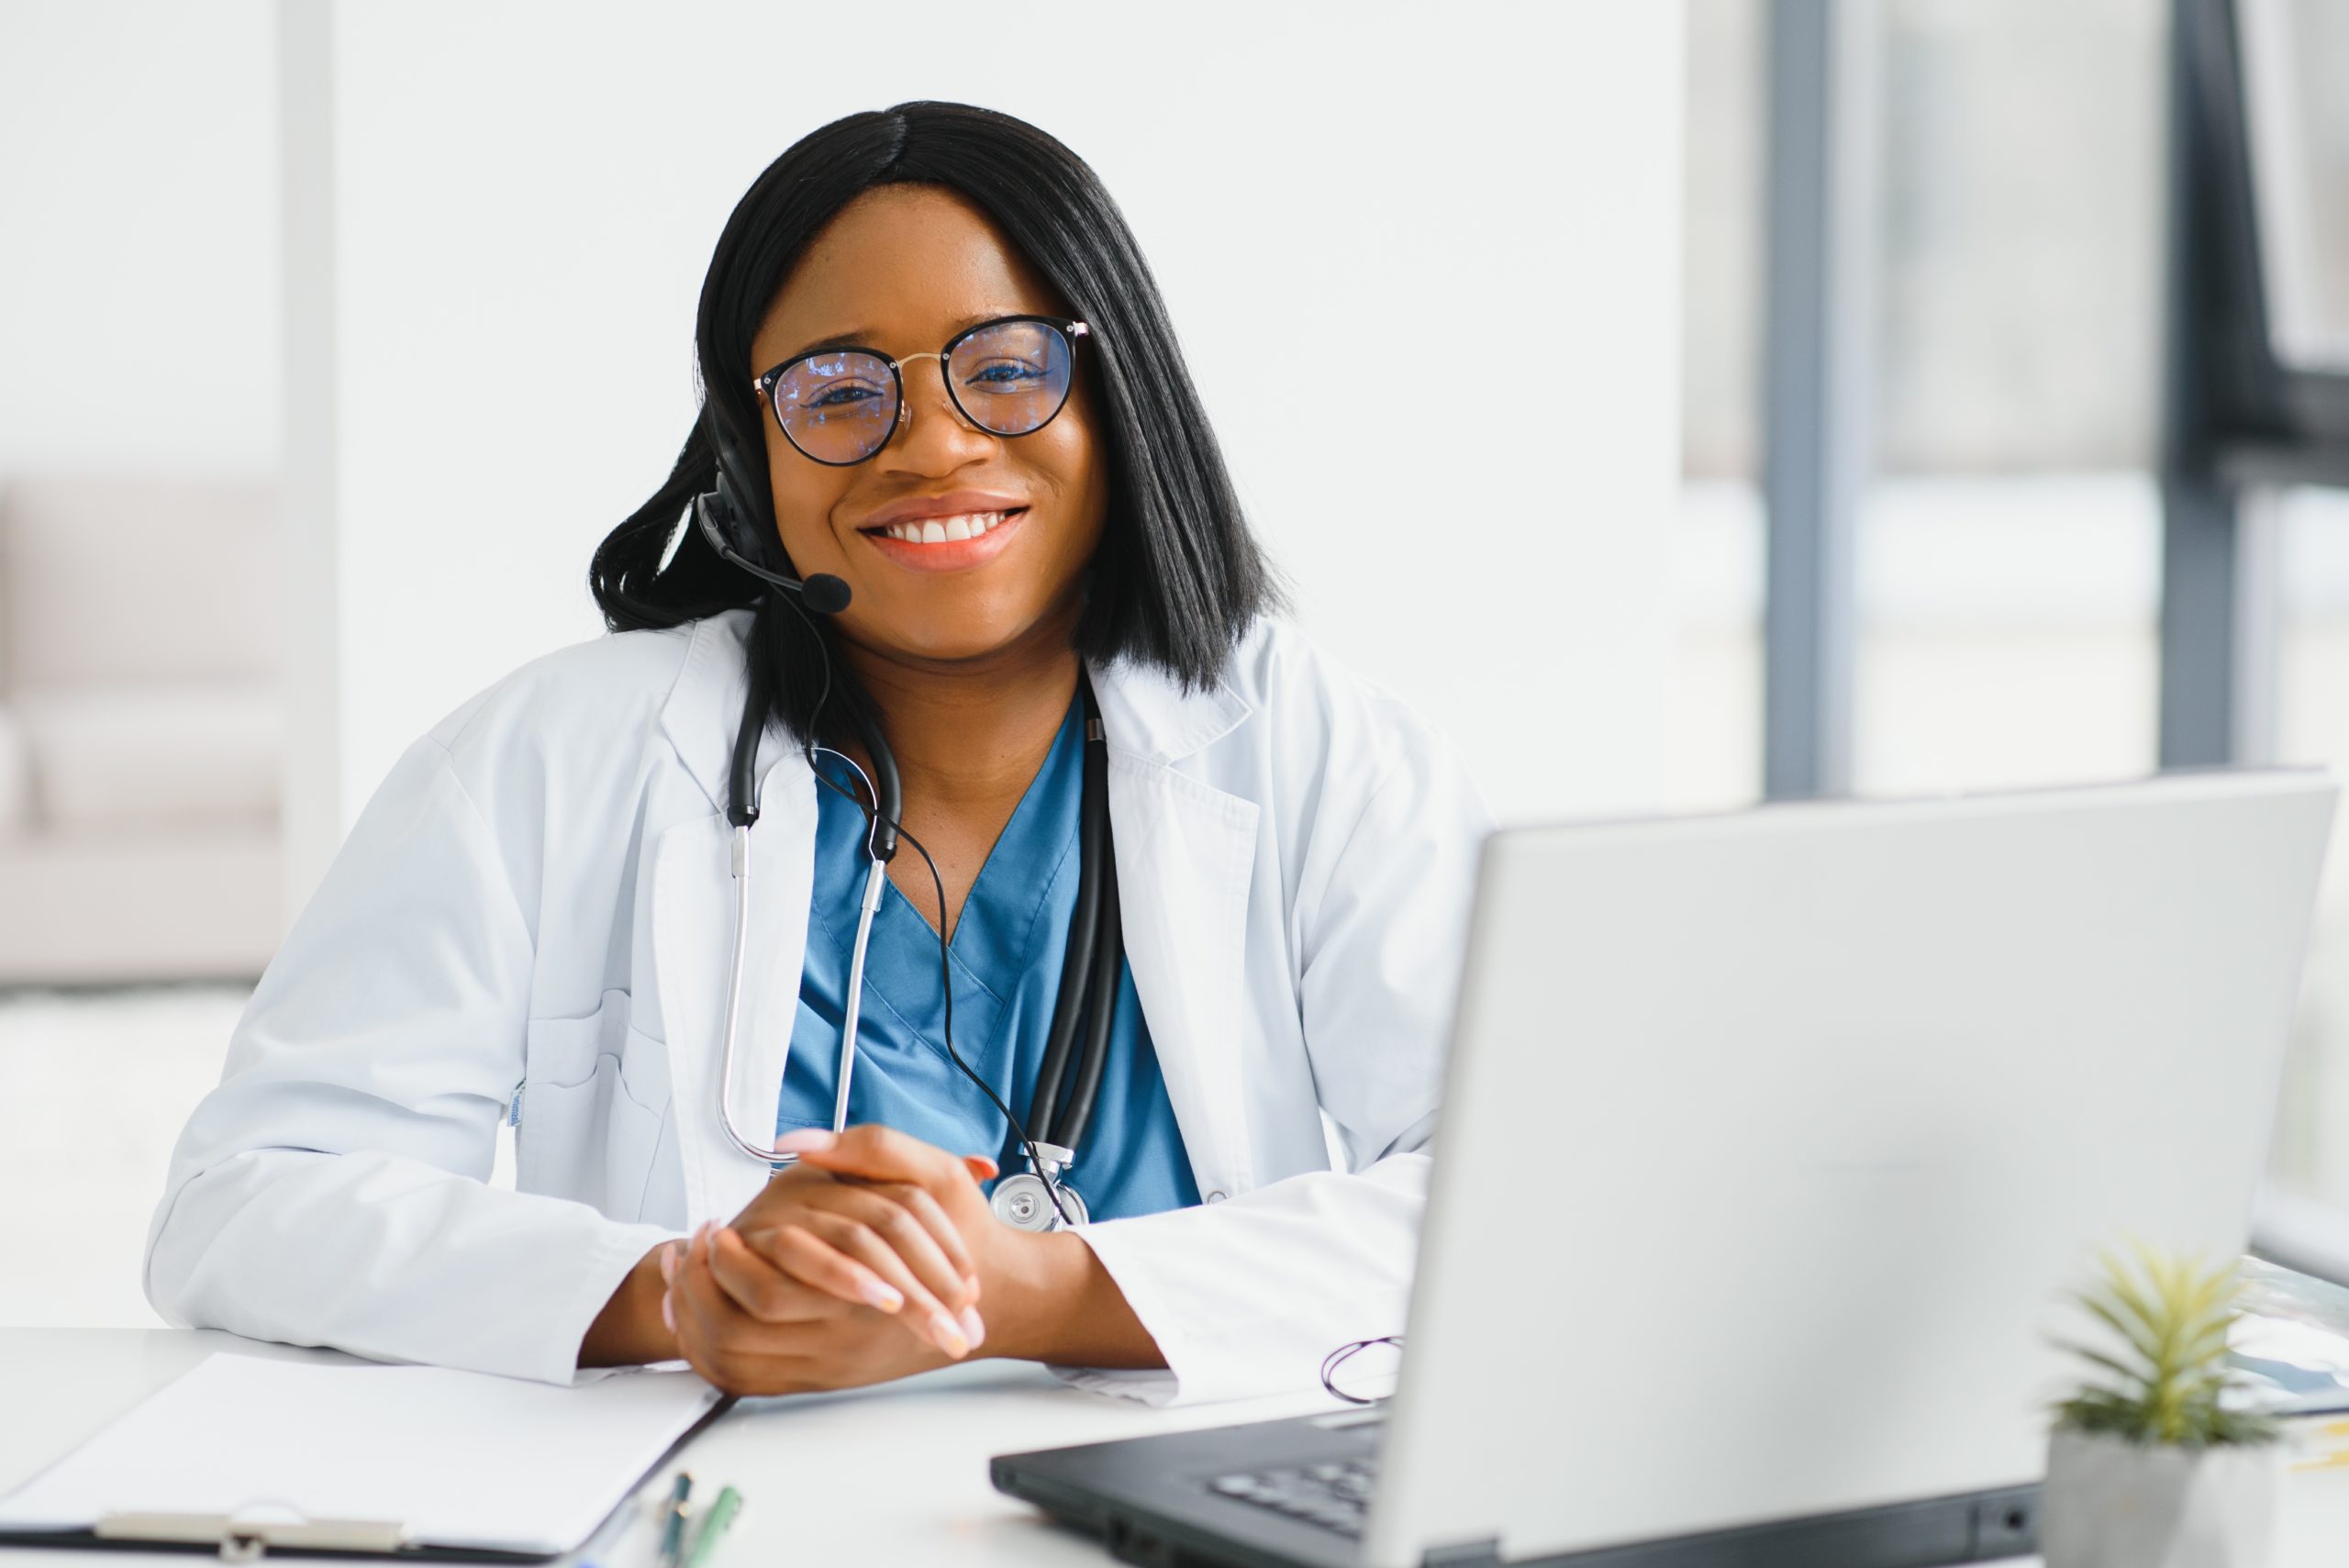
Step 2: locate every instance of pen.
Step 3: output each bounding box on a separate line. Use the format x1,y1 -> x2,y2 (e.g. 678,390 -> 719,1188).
680,1486 -> 741,1568
656,1473 -> 694,1568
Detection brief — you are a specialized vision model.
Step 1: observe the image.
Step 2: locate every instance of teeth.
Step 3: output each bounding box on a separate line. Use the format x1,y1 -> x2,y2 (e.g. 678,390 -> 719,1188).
878,510 -> 1012,544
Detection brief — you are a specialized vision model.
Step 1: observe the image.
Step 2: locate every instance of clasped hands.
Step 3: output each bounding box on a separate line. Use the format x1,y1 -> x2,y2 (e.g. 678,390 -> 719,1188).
651,1124 -> 1041,1395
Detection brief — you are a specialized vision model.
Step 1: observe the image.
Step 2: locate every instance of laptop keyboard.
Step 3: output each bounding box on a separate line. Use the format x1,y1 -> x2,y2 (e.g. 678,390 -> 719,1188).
1210,1457 -> 1380,1538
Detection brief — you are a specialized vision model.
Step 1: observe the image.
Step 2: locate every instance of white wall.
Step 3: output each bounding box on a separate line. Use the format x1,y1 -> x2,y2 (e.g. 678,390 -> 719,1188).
284,1 -> 1683,895
0,1 -> 279,481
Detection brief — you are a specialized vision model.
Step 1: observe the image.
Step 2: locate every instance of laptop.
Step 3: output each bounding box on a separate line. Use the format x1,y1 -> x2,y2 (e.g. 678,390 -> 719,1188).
993,770 -> 2337,1568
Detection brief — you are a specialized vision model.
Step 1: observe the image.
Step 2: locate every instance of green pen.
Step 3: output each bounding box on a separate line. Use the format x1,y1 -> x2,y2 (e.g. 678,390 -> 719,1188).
679,1485 -> 741,1568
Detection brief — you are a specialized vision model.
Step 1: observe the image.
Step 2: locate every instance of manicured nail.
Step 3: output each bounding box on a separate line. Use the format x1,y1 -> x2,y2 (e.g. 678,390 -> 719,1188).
959,1306 -> 987,1349
774,1129 -> 837,1155
661,1292 -> 676,1334
860,1279 -> 904,1313
659,1245 -> 678,1284
931,1310 -> 970,1358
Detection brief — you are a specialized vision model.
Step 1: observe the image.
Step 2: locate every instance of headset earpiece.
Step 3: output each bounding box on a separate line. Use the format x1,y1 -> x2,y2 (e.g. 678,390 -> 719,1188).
696,417 -> 764,562
694,403 -> 852,617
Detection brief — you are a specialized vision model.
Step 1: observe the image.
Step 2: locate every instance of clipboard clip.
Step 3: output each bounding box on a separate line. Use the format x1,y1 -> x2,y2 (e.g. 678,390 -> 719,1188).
97,1510 -> 410,1561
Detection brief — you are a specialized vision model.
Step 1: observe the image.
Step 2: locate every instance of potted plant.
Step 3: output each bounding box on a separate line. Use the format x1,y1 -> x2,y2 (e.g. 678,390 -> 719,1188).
2041,1243 -> 2286,1568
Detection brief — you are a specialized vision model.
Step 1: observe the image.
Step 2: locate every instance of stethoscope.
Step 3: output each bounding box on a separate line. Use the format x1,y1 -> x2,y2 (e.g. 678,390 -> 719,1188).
689,462 -> 1122,1232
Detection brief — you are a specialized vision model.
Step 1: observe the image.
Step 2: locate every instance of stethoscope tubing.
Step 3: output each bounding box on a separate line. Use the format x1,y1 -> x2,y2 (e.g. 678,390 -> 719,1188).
713,751 -> 892,1168
715,822 -> 784,1163
832,858 -> 887,1135
705,612 -> 1112,1231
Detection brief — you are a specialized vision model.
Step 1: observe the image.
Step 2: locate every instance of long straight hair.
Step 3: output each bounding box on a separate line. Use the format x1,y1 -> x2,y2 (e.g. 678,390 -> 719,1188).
589,100 -> 1280,746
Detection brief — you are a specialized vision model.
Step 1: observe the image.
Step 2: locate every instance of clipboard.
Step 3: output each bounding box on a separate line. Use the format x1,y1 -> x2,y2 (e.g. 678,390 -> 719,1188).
0,1356 -> 731,1562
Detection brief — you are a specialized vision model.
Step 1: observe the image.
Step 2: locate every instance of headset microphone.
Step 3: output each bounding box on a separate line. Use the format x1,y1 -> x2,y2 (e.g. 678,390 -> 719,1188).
689,490 -> 852,614
796,573 -> 852,615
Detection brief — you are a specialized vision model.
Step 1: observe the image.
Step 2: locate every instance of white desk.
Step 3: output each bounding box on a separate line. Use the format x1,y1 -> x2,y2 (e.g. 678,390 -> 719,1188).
0,1329 -> 1330,1567
5,1329 -> 2348,1567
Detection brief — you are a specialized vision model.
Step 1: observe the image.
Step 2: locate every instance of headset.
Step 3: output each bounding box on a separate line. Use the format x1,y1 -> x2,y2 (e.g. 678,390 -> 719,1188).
690,401 -> 1122,1232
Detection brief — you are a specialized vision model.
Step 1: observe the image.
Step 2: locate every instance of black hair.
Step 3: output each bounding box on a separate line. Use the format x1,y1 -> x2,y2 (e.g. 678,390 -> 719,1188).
588,99 -> 1281,746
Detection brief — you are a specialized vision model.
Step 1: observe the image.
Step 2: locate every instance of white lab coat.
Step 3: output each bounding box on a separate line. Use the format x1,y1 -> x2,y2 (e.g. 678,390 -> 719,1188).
144,608 -> 1491,1405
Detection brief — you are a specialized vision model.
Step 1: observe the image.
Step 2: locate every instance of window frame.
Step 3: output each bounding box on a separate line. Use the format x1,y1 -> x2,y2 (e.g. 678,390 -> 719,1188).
2166,0 -> 2349,1273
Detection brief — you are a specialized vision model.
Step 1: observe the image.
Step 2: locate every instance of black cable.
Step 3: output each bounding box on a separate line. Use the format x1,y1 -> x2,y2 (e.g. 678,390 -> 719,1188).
768,601 -> 1073,1228
803,762 -> 1072,1229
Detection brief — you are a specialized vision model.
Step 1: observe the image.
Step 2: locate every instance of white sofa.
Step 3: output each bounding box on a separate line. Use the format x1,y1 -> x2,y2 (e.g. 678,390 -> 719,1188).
0,477 -> 283,984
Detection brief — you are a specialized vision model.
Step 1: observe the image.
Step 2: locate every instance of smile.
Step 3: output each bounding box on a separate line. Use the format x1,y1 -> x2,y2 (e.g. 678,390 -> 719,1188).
865,509 -> 1019,545
855,505 -> 1031,574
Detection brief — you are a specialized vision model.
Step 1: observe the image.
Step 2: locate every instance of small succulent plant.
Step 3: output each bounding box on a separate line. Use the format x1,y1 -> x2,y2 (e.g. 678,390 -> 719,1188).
2052,1242 -> 2280,1449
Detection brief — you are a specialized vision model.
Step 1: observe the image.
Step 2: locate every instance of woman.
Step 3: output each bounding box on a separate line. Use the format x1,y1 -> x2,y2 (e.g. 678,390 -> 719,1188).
146,102 -> 1489,1405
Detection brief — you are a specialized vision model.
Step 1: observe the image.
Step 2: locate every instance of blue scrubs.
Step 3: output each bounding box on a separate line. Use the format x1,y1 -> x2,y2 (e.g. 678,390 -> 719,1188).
780,700 -> 1201,1222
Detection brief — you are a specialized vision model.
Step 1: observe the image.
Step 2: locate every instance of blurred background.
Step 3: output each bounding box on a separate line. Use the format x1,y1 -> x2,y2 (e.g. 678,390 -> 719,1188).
2,0 -> 2345,1327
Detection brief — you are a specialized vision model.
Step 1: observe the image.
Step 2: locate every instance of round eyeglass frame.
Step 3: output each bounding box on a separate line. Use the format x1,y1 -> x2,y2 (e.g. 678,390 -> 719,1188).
751,315 -> 1092,468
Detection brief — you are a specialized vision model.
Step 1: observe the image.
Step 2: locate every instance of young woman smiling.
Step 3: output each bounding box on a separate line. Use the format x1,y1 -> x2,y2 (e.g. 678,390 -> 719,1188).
147,102 -> 1491,1406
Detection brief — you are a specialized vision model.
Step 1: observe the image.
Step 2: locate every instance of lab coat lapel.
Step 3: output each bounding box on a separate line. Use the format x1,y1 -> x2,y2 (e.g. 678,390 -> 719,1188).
651,612 -> 819,1227
1094,662 -> 1261,1199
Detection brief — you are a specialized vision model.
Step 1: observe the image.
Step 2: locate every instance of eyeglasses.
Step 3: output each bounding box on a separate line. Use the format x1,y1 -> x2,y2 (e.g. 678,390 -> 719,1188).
752,315 -> 1090,467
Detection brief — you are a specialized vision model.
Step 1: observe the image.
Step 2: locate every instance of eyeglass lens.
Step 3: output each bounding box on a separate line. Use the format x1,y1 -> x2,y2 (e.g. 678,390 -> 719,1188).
769,318 -> 1075,465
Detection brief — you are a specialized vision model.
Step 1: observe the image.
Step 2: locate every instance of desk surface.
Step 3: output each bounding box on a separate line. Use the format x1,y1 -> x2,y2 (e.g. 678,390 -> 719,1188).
0,1329 -> 1333,1568
6,1329 -> 2348,1568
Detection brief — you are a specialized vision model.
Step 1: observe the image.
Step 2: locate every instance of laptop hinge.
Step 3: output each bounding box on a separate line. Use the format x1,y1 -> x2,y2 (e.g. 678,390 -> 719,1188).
1421,1539 -> 1503,1568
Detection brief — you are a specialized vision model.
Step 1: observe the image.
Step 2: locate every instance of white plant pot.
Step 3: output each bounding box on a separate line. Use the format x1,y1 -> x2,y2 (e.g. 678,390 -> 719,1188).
2040,1427 -> 2284,1568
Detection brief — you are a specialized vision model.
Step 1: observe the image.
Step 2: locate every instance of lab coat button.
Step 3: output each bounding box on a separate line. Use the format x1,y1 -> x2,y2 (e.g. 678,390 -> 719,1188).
1206,1189 -> 1227,1203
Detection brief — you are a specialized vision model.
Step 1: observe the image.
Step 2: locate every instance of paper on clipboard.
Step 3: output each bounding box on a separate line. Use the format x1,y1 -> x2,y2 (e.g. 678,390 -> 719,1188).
0,1354 -> 723,1557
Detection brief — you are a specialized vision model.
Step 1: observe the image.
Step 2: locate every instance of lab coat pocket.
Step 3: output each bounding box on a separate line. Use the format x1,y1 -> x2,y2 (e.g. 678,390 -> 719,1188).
517,988 -> 664,1222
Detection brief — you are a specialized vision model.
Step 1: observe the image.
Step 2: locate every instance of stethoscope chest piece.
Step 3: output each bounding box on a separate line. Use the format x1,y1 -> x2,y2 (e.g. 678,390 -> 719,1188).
992,1172 -> 1088,1231
992,1139 -> 1088,1231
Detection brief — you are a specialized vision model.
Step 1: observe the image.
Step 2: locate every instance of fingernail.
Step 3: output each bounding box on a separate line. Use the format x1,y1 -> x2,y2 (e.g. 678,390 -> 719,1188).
774,1129 -> 837,1155
931,1310 -> 970,1358
659,1245 -> 678,1284
860,1279 -> 904,1313
661,1292 -> 676,1334
959,1306 -> 987,1349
